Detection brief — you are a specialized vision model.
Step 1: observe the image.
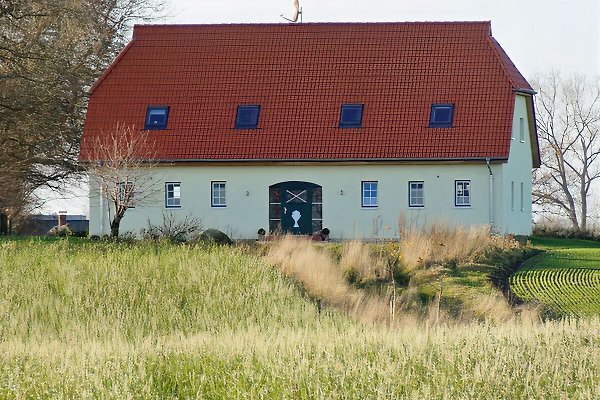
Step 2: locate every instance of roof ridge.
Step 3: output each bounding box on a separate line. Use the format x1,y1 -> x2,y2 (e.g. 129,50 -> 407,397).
134,21 -> 492,29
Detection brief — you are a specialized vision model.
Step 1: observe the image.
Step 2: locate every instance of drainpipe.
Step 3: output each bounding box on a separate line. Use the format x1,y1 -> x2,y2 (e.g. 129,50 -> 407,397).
99,182 -> 104,234
486,158 -> 494,228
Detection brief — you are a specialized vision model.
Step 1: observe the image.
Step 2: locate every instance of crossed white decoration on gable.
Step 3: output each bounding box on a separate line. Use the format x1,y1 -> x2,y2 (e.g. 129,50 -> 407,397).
285,190 -> 307,203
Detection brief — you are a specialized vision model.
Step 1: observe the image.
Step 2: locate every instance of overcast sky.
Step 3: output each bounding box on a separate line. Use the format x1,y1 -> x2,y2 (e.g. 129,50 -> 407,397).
42,0 -> 599,215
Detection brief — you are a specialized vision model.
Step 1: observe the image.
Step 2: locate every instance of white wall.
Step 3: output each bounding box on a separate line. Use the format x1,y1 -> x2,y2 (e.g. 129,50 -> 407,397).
497,94 -> 535,235
89,162 -> 504,239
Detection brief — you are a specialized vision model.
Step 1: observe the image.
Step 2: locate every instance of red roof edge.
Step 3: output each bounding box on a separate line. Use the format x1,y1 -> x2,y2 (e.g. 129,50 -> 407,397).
486,36 -> 532,91
89,39 -> 136,94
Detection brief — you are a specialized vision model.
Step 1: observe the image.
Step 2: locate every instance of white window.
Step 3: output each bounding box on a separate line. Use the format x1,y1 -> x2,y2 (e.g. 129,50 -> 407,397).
511,181 -> 515,211
165,182 -> 181,208
409,181 -> 424,207
520,182 -> 524,211
362,181 -> 378,207
455,180 -> 471,207
212,181 -> 226,207
519,118 -> 525,142
117,181 -> 134,208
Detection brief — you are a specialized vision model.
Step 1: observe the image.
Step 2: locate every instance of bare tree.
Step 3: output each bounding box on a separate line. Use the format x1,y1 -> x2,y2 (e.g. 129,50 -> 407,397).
85,124 -> 161,237
532,73 -> 600,231
0,0 -> 165,219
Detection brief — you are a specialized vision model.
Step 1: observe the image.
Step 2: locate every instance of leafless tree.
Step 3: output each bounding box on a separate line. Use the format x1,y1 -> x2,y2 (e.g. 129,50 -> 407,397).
85,124 -> 161,237
0,0 -> 165,219
532,73 -> 600,231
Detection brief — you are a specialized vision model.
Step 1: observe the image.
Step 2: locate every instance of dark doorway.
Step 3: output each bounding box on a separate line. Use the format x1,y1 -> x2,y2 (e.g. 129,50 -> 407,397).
0,213 -> 8,236
269,181 -> 322,235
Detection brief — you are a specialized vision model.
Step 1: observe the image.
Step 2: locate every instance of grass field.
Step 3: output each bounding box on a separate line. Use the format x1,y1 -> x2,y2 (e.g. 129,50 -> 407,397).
0,238 -> 599,398
510,237 -> 600,316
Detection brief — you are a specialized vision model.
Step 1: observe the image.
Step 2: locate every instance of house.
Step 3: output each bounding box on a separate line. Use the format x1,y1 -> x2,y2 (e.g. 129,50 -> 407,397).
80,22 -> 540,239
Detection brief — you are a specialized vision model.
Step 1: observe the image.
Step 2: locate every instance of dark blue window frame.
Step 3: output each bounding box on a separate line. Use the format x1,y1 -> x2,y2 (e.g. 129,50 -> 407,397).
235,105 -> 260,129
145,106 -> 169,130
429,104 -> 454,128
339,104 -> 364,128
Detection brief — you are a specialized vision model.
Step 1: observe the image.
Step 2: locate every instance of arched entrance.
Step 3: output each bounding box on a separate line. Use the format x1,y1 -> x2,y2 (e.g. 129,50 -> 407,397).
269,181 -> 322,235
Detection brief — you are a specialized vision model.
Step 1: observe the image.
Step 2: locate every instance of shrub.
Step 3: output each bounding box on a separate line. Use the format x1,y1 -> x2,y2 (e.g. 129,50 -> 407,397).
141,212 -> 201,243
47,225 -> 72,237
532,222 -> 600,241
194,229 -> 233,246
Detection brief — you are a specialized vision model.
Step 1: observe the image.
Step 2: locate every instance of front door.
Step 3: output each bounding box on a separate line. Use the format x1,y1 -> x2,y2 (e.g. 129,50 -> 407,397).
269,181 -> 322,235
281,188 -> 312,234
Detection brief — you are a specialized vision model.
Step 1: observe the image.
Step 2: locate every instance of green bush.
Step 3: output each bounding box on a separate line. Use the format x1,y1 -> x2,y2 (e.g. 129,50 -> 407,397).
47,225 -> 72,237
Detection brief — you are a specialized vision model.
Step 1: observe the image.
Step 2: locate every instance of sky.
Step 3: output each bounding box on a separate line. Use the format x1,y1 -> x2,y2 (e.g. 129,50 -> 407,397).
41,0 -> 599,215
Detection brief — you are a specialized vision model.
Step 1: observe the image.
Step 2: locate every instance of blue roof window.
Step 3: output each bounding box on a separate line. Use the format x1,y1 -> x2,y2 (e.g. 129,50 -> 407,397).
235,105 -> 260,129
429,104 -> 454,128
144,106 -> 169,130
339,104 -> 364,128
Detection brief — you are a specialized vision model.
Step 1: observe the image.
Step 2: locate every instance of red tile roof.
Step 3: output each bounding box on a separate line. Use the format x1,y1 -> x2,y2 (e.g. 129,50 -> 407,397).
80,22 -> 534,162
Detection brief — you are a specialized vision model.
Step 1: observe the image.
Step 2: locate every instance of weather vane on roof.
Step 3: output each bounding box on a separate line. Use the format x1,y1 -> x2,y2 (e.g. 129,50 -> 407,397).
281,0 -> 302,23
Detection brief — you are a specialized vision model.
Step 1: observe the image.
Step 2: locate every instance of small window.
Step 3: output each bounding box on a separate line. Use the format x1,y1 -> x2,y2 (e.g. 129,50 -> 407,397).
520,182 -> 524,211
511,181 -> 515,211
211,181 -> 226,207
235,105 -> 260,129
339,104 -> 364,128
145,106 -> 169,130
165,182 -> 181,208
429,104 -> 454,128
455,180 -> 471,207
519,118 -> 525,142
117,181 -> 135,208
409,181 -> 425,207
362,181 -> 378,207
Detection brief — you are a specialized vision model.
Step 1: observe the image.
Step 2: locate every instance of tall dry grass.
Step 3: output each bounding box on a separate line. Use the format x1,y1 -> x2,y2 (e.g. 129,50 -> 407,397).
265,236 -> 412,327
397,222 -> 519,271
265,225 -> 531,325
339,240 -> 390,283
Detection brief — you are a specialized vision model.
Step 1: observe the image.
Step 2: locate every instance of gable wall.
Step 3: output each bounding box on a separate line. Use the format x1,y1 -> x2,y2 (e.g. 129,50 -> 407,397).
496,94 -> 535,235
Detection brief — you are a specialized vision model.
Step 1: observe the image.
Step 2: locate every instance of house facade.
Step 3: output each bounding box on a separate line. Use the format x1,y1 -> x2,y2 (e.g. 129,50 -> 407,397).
80,22 -> 540,239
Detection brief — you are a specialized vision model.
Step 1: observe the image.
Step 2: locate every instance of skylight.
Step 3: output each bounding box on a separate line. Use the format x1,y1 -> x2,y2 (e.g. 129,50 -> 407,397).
235,105 -> 260,129
429,104 -> 454,128
339,104 -> 364,128
144,106 -> 169,130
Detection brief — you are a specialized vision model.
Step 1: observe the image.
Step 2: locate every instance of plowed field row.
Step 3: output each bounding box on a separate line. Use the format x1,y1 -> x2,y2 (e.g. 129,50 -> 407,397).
510,247 -> 600,316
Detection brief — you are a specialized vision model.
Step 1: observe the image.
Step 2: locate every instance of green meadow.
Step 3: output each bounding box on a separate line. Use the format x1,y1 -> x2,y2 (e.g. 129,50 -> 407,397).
511,237 -> 600,316
0,238 -> 598,399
